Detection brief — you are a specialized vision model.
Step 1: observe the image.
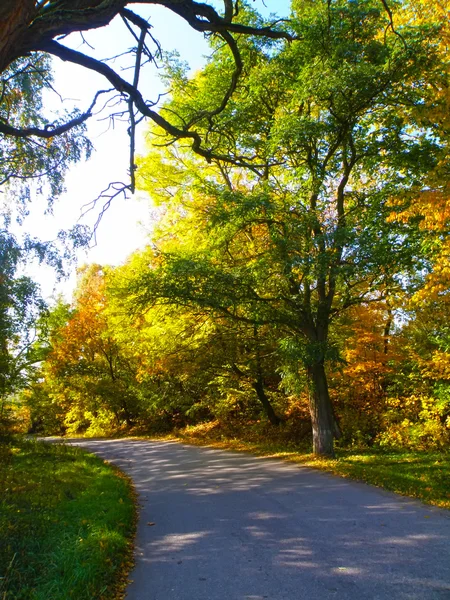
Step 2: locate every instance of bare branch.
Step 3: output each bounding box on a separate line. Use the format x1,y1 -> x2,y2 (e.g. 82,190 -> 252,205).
80,181 -> 132,243
0,0 -> 298,209
35,40 -> 265,173
153,1 -> 294,41
380,0 -> 408,48
184,28 -> 242,130
127,21 -> 147,193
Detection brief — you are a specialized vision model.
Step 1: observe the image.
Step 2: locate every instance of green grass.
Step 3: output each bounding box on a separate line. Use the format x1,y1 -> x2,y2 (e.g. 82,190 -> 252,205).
150,421 -> 450,510
0,438 -> 136,600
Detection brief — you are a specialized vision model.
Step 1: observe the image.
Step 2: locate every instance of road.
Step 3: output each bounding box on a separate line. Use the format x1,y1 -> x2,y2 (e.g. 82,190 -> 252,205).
67,438 -> 450,600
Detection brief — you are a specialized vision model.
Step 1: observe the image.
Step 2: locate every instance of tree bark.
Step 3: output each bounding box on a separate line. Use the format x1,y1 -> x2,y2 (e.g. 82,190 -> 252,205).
307,360 -> 338,456
0,0 -> 36,73
0,1 -> 293,75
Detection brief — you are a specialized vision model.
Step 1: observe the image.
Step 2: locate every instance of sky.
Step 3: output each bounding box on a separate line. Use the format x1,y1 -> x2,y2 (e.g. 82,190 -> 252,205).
16,1 -> 291,301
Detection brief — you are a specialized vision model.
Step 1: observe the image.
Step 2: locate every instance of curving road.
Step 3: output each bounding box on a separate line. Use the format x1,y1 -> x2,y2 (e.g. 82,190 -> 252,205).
67,439 -> 450,600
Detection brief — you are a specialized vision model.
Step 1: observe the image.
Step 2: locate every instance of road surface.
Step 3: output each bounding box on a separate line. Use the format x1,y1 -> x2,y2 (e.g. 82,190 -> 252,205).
66,438 -> 450,600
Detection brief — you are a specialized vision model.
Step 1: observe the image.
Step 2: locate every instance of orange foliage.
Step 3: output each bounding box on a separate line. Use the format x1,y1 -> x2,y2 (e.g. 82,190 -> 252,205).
328,301 -> 410,444
337,302 -> 403,393
48,265 -> 111,372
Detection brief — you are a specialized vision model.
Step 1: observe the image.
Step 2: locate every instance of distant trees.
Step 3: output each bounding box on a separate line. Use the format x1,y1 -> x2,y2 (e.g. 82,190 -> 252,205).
26,265 -> 141,435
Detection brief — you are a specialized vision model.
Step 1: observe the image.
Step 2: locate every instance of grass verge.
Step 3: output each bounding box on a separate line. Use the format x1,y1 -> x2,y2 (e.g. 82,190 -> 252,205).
149,421 -> 450,510
0,438 -> 136,600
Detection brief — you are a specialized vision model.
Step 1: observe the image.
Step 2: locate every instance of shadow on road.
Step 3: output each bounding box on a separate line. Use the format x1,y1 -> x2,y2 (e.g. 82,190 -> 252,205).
62,438 -> 450,600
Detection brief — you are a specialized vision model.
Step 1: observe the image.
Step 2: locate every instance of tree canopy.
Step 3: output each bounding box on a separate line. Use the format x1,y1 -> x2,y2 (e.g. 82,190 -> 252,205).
0,0 -> 429,203
12,0 -> 450,458
122,0 -> 447,454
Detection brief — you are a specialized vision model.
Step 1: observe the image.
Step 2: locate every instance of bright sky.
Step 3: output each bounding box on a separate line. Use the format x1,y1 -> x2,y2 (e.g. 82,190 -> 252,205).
17,1 -> 291,301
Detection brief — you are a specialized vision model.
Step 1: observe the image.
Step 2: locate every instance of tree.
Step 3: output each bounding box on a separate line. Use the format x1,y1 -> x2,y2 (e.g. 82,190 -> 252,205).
0,229 -> 49,432
126,0 -> 446,455
0,2 -> 429,204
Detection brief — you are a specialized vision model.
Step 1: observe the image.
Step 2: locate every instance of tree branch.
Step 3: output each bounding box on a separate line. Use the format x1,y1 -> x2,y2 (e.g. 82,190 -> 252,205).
0,89 -> 109,139
36,39 -> 266,172
0,0 -> 296,204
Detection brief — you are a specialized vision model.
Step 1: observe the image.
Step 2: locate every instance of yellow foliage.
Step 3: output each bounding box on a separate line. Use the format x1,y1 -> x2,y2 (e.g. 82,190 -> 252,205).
419,350 -> 450,380
387,1 -> 450,310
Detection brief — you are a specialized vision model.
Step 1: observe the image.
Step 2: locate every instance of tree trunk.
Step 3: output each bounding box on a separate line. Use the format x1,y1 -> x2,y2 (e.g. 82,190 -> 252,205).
121,400 -> 133,428
0,1 -> 36,73
252,376 -> 281,426
307,361 -> 339,456
383,303 -> 393,355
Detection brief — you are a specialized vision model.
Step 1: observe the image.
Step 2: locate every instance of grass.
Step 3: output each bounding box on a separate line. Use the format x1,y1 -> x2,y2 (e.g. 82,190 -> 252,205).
0,438 -> 136,600
149,421 -> 450,510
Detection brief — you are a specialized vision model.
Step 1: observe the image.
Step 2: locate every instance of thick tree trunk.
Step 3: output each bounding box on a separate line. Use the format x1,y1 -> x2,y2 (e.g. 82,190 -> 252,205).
307,361 -> 339,457
252,376 -> 281,426
0,1 -> 36,73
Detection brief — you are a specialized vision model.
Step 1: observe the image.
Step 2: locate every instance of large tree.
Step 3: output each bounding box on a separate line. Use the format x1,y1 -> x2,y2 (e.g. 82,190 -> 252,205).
125,0 -> 447,455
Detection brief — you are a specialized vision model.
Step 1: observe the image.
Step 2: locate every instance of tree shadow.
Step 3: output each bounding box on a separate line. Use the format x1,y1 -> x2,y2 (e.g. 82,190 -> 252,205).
66,439 -> 450,600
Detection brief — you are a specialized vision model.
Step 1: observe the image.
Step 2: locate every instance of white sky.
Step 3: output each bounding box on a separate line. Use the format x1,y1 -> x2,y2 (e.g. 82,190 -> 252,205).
15,1 -> 290,301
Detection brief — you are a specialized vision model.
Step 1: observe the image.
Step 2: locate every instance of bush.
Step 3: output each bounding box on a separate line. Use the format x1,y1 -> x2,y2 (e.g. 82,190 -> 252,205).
377,395 -> 450,450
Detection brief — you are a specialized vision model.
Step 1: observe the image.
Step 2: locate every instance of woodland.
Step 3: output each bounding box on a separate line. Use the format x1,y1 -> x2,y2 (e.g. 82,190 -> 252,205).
1,0 -> 450,458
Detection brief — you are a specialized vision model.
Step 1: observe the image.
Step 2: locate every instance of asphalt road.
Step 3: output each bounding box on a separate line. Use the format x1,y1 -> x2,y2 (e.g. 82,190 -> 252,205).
66,438 -> 450,600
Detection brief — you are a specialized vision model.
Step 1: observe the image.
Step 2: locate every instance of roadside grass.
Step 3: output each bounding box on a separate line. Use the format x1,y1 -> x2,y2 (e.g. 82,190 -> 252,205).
0,438 -> 136,600
150,421 -> 450,510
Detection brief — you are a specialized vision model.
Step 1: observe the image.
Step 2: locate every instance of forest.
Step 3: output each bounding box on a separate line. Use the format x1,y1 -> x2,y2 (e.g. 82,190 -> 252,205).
2,0 -> 450,459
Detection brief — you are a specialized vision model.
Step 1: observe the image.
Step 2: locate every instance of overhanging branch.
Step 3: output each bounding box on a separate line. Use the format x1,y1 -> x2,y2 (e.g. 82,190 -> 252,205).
0,89 -> 110,139
36,39 -> 266,173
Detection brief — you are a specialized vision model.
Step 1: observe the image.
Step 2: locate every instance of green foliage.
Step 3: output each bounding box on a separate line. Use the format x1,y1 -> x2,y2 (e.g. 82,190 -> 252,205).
0,224 -> 91,438
0,230 -> 48,431
0,439 -> 135,599
0,55 -> 91,211
127,0 -> 447,454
